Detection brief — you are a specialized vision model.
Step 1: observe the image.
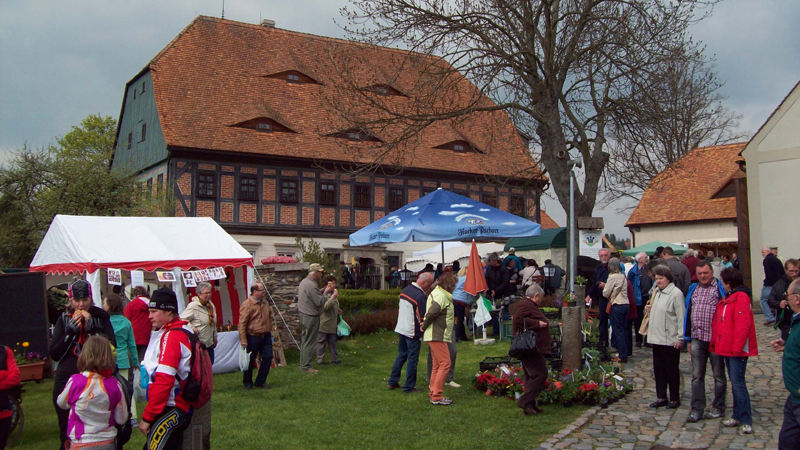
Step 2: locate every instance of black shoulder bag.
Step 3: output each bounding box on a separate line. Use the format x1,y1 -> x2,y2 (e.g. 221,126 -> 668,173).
508,321 -> 538,358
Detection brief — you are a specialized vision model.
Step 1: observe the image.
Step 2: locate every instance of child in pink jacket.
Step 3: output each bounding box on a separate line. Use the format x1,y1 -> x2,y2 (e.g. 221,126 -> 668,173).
57,335 -> 128,449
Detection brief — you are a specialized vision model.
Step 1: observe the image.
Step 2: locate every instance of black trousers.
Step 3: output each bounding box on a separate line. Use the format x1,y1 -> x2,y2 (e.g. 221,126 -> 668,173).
0,416 -> 10,450
598,298 -> 609,348
143,407 -> 192,450
634,304 -> 645,344
517,352 -> 548,411
652,344 -> 681,402
453,302 -> 469,341
53,379 -> 69,448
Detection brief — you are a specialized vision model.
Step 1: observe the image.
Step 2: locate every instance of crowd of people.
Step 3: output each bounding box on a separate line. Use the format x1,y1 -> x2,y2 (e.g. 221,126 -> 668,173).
5,243 -> 799,448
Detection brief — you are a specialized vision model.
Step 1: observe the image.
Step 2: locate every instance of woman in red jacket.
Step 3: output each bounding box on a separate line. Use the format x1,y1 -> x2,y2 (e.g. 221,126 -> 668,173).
710,267 -> 758,435
0,344 -> 21,449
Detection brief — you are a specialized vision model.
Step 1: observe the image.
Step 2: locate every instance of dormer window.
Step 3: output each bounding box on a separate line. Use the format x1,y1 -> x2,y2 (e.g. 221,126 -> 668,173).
364,84 -> 406,97
435,140 -> 480,153
329,129 -> 383,143
231,117 -> 295,134
264,70 -> 319,85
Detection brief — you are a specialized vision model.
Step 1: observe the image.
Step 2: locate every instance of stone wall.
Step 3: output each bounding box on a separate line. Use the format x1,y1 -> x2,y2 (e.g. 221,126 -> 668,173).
255,262 -> 307,347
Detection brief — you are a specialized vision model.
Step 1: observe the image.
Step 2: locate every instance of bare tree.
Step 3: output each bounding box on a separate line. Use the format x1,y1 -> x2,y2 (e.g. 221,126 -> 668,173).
322,0 -> 720,225
602,51 -> 746,207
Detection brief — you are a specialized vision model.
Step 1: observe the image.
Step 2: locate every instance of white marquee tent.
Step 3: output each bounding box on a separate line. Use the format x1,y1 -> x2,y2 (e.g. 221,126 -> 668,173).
29,215 -> 255,312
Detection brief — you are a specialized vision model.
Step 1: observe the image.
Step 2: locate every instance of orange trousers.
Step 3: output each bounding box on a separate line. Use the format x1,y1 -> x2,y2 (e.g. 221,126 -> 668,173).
427,341 -> 451,401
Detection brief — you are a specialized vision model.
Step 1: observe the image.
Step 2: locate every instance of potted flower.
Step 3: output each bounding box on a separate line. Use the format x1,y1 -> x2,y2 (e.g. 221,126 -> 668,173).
14,342 -> 46,382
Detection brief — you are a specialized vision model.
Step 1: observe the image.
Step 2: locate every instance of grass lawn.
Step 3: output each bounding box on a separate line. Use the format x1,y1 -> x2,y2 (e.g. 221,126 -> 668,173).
15,332 -> 586,449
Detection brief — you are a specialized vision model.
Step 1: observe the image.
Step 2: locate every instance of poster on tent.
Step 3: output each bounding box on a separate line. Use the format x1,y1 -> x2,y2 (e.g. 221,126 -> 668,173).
192,270 -> 209,282
157,271 -> 176,282
209,267 -> 226,280
107,268 -> 122,286
182,272 -> 197,288
580,229 -> 603,260
131,270 -> 144,287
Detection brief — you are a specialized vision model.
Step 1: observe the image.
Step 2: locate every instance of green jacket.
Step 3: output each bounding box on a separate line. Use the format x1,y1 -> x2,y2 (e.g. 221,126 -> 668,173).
784,314 -> 800,405
109,314 -> 138,369
422,286 -> 453,342
319,295 -> 339,334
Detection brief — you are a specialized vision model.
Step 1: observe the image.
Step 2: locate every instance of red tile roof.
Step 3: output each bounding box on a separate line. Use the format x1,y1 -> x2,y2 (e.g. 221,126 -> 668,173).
539,211 -> 560,229
144,16 -> 543,181
626,143 -> 746,226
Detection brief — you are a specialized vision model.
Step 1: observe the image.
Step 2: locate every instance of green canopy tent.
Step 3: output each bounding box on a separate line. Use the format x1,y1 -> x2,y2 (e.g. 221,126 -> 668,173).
504,228 -> 567,268
621,240 -> 687,257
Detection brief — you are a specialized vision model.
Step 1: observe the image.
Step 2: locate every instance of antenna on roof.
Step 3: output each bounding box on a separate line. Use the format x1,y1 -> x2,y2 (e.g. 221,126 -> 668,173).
221,0 -> 225,18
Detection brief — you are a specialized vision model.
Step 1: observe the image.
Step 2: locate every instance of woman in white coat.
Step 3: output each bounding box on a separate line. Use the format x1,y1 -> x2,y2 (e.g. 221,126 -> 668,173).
646,264 -> 686,409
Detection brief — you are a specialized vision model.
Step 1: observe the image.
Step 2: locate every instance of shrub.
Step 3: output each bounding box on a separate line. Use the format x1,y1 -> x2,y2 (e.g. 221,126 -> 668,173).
338,288 -> 402,313
343,309 -> 399,335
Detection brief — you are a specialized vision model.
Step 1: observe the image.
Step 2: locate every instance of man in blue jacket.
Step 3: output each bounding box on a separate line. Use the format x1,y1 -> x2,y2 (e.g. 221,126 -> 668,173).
627,252 -> 652,348
684,261 -> 727,423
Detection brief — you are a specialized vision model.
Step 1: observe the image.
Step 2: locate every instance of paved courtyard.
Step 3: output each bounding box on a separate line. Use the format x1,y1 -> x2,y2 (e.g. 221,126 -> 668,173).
536,320 -> 784,449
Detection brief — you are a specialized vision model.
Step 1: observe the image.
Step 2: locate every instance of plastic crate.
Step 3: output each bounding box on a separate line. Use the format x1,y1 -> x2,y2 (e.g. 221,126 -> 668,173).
479,356 -> 510,372
548,359 -> 563,372
500,320 -> 514,341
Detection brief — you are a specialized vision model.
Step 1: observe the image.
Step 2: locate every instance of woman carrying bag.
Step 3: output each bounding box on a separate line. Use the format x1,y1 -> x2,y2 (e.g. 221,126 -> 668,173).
603,258 -> 631,363
512,284 -> 551,416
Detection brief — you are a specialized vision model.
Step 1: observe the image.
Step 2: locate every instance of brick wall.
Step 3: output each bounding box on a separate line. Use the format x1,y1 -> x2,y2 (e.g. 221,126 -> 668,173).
262,205 -> 275,224
177,173 -> 192,196
221,175 -> 234,199
340,183 -> 351,206
499,195 -> 509,211
197,200 -> 215,218
374,186 -> 385,208
240,203 -> 256,223
256,263 -> 306,346
241,167 -> 258,174
409,189 -> 419,202
302,181 -> 315,203
280,206 -> 297,225
220,202 -> 234,222
198,163 -> 216,171
302,207 -> 314,226
340,209 -> 351,227
263,178 -> 275,201
320,207 -> 335,226
355,210 -> 370,228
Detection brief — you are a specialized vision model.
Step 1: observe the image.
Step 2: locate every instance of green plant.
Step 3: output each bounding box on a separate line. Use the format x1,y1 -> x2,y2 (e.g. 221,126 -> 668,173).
574,275 -> 588,286
13,342 -> 45,366
47,287 -> 69,311
294,237 -> 338,275
342,309 -> 399,335
337,288 -> 402,313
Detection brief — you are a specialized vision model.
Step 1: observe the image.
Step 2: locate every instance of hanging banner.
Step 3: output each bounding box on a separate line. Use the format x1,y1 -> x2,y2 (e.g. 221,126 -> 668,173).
107,268 -> 122,286
579,229 -> 603,260
131,270 -> 144,287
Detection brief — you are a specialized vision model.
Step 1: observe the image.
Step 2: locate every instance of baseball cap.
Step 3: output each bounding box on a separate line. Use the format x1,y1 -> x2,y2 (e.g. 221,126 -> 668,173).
308,263 -> 324,272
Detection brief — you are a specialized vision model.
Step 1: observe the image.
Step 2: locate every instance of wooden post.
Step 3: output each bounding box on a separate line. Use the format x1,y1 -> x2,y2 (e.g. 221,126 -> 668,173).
562,306 -> 582,371
735,175 -> 751,288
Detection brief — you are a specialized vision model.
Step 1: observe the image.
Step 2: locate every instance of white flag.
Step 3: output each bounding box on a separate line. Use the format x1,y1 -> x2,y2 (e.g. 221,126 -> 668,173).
474,294 -> 494,327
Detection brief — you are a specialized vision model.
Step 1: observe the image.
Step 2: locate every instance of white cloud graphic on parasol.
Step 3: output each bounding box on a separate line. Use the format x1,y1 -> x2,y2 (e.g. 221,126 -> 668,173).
479,208 -> 490,212
503,222 -> 516,225
412,212 -> 419,215
396,227 -> 404,230
455,213 -> 489,222
438,211 -> 459,216
405,206 -> 419,211
450,203 -> 472,208
385,216 -> 401,225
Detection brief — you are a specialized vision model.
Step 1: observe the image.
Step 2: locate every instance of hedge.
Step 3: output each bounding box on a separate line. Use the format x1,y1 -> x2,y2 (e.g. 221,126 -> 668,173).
337,288 -> 402,313
343,309 -> 399,335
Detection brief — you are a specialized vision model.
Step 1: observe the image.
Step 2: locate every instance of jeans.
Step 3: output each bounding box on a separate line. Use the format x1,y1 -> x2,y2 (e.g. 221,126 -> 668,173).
779,396 -> 800,450
243,333 -> 273,387
761,286 -> 776,322
207,346 -> 215,366
725,356 -> 752,425
690,339 -> 726,414
299,314 -> 320,370
388,334 -> 422,392
609,304 -> 630,360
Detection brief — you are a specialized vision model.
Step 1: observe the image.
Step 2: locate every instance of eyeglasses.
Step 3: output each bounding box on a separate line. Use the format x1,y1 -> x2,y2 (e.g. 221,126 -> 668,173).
199,291 -> 212,296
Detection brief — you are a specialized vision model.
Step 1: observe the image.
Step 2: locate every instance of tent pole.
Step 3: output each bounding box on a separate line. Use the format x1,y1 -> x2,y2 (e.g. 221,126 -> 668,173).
441,242 -> 445,267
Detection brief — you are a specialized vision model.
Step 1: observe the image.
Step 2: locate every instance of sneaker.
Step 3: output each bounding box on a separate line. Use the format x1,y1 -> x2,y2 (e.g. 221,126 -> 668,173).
741,424 -> 753,435
703,409 -> 723,419
445,381 -> 461,388
722,418 -> 740,427
763,320 -> 776,326
686,411 -> 702,423
430,397 -> 453,406
301,368 -> 319,374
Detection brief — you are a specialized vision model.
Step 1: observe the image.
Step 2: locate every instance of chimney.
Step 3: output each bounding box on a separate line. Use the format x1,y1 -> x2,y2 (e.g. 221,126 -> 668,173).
260,19 -> 276,28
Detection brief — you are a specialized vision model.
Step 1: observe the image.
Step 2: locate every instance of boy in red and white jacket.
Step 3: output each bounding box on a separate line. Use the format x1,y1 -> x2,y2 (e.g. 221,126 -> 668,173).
139,287 -> 194,450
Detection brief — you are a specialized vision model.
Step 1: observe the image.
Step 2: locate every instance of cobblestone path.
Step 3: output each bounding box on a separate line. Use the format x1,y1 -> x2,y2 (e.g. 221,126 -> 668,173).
536,322 -> 785,449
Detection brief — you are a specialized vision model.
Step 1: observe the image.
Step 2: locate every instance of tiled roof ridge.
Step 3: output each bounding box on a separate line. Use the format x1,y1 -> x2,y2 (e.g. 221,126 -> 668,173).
190,15 -> 436,61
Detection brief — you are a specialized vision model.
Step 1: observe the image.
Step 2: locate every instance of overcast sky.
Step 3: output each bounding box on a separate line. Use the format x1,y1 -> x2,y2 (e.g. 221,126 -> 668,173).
1,0 -> 798,237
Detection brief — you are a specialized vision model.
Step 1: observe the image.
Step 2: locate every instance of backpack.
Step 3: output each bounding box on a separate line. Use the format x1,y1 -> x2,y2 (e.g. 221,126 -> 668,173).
112,369 -> 133,446
165,328 -> 213,409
